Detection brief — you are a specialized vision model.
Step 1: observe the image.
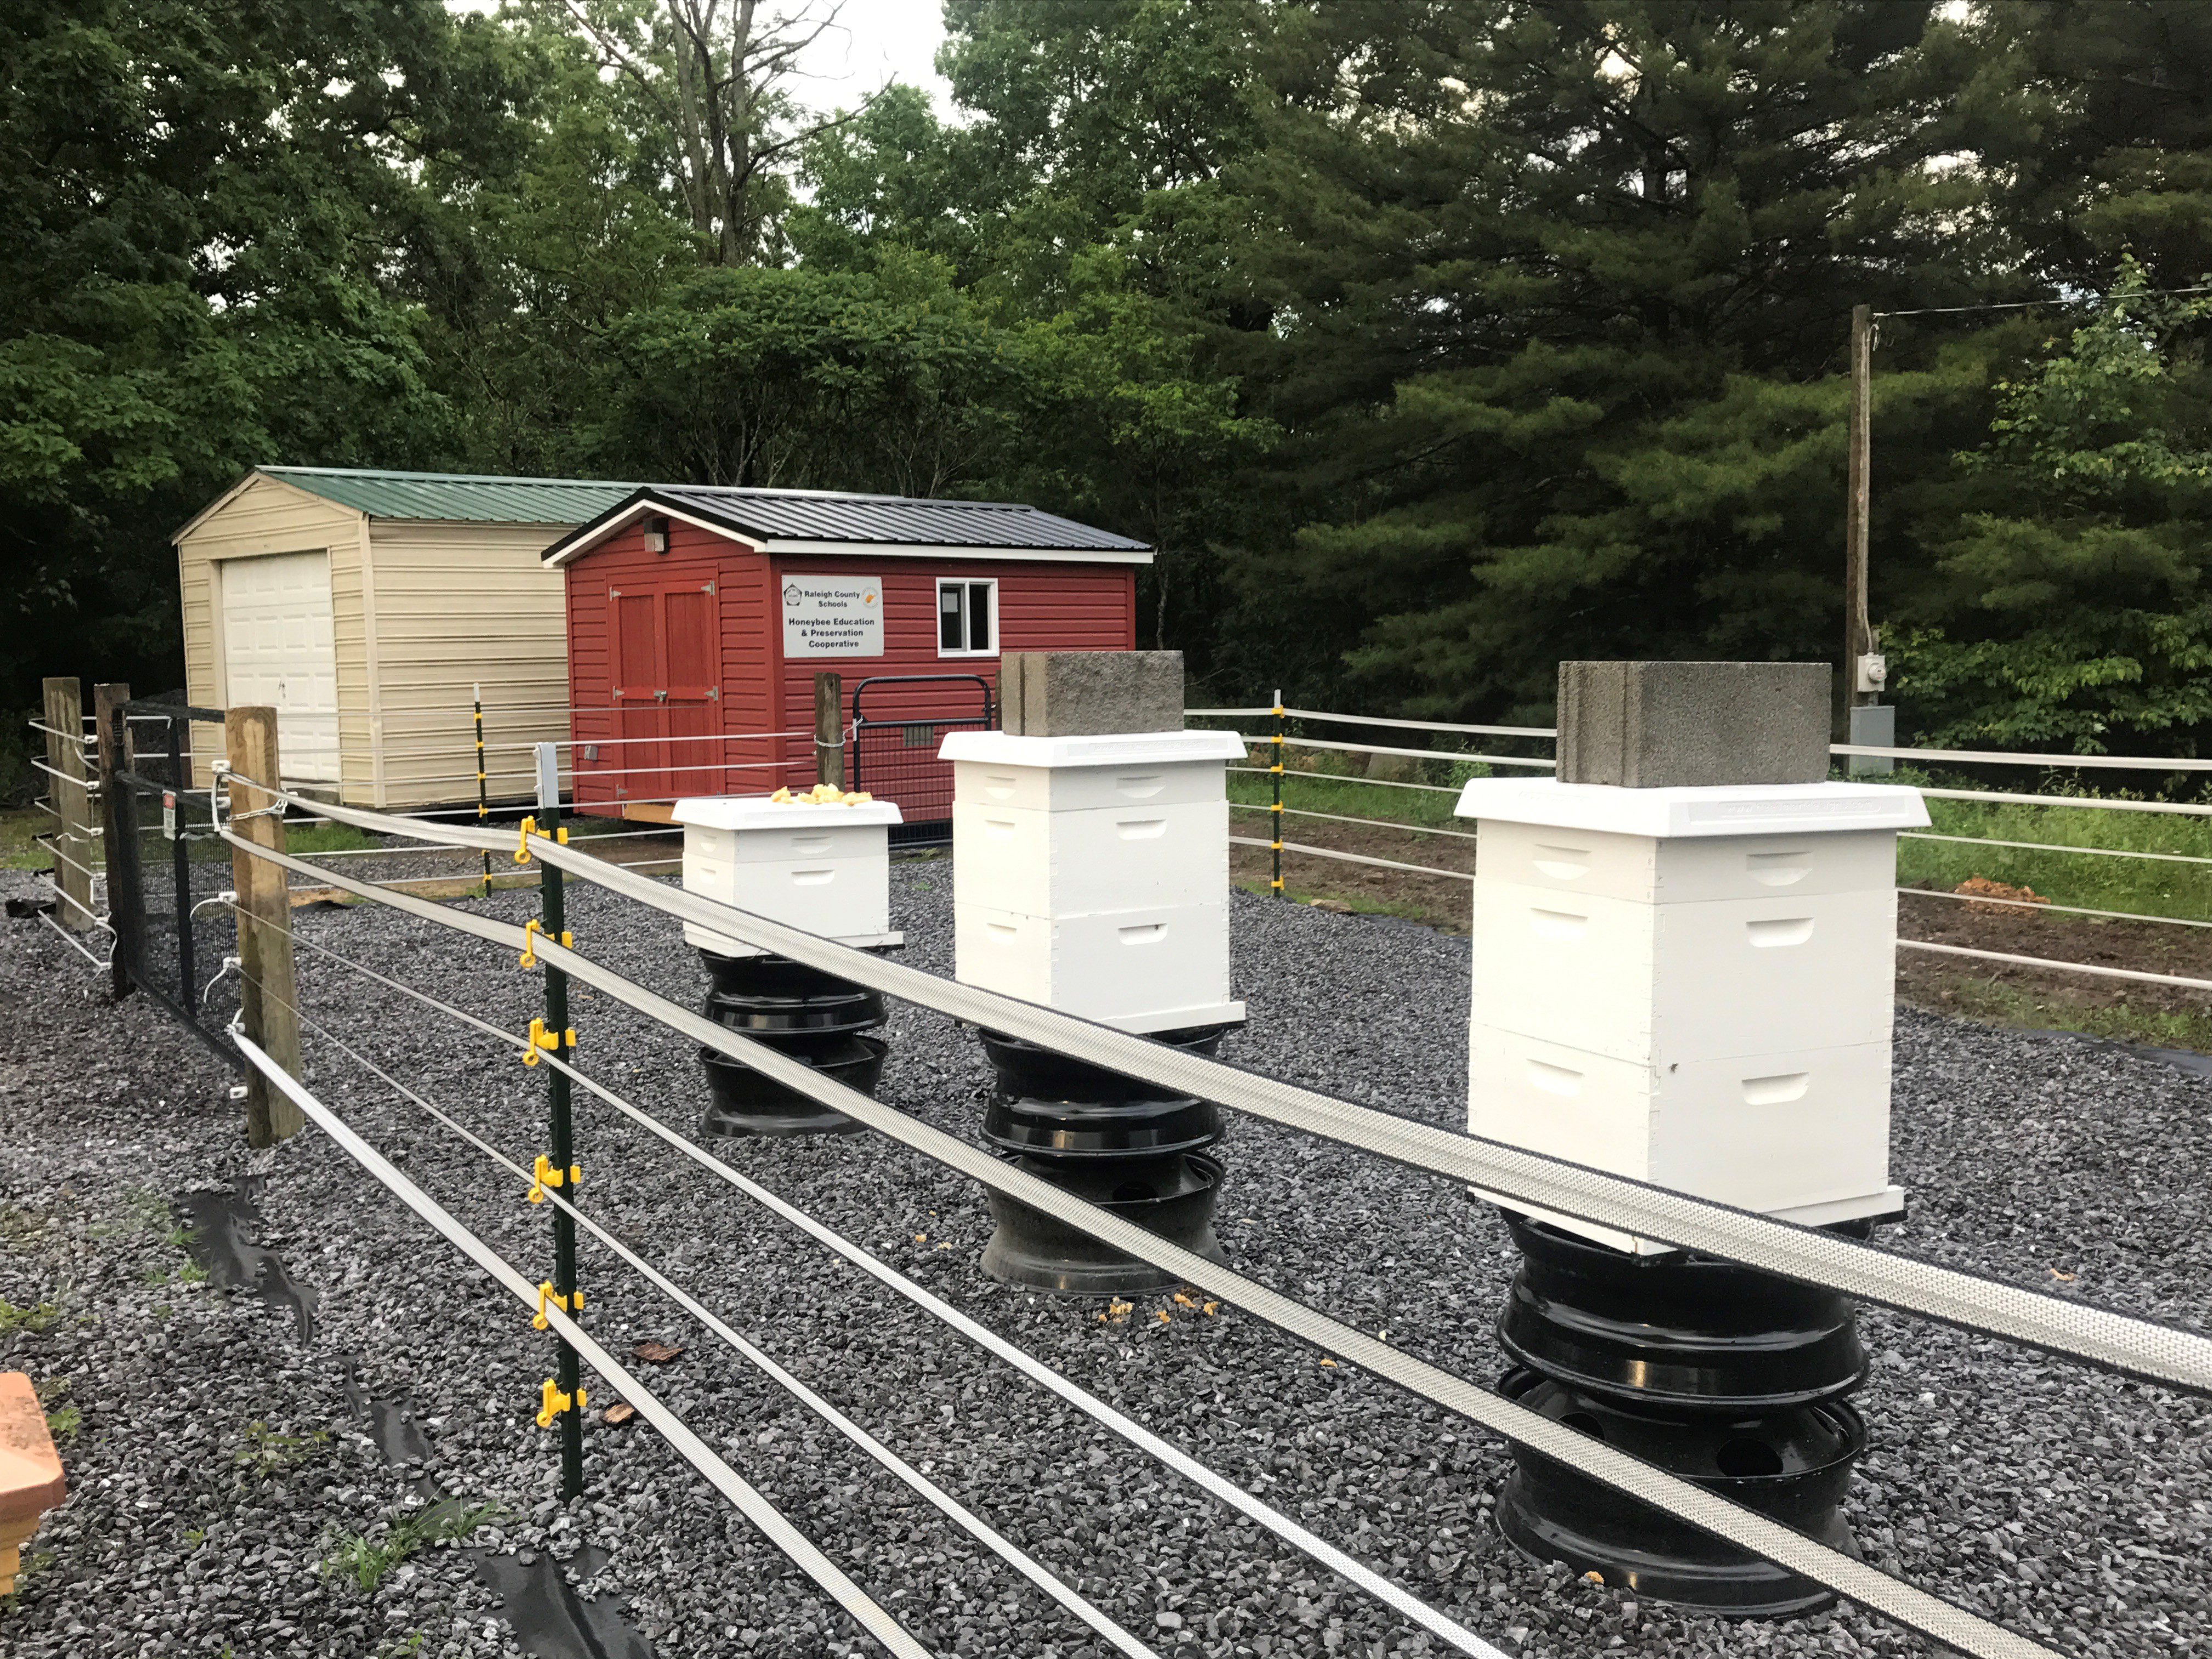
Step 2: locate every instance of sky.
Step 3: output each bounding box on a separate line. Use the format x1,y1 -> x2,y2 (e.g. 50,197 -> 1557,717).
802,0 -> 951,115
443,2 -> 953,116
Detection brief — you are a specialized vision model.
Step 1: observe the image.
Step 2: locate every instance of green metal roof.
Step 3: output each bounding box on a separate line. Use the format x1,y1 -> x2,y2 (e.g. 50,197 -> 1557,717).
259,466 -> 642,524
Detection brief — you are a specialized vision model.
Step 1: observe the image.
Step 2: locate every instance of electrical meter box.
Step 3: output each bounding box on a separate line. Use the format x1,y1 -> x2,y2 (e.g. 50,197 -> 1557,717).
671,797 -> 904,959
1456,776 -> 1929,1252
942,728 -> 1245,1032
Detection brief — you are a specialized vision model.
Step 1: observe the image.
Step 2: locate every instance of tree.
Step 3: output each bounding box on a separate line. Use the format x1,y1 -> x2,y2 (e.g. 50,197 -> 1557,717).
1980,0 -> 2212,290
544,0 -> 879,266
1213,0 -> 2010,719
0,0 -> 493,763
587,258 -> 1022,494
1892,261 -> 2212,752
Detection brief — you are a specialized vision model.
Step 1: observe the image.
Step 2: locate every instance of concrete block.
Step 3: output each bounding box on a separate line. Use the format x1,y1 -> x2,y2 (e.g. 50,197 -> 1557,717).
1556,661 -> 1832,787
1002,650 -> 1184,737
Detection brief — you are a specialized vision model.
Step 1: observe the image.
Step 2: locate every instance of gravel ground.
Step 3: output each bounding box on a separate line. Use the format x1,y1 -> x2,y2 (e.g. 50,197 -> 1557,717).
2,857 -> 2209,1659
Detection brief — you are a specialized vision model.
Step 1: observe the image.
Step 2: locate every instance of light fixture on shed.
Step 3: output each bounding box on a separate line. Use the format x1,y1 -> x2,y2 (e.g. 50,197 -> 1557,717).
642,514 -> 670,554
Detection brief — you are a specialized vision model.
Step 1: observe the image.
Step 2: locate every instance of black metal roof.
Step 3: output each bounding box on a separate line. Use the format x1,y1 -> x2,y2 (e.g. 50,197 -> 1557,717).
543,485 -> 1150,563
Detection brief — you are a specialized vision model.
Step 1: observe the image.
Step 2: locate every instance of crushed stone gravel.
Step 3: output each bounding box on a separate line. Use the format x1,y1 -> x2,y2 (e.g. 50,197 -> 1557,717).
1,855 -> 2208,1659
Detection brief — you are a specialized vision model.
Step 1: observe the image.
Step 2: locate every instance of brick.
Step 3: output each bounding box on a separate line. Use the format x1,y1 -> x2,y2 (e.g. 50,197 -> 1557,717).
0,1370 -> 65,1595
1556,661 -> 1832,787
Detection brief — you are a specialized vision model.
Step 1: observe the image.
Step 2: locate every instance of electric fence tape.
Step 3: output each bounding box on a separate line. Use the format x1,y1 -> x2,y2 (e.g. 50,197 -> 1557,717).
221,810 -> 2078,1659
228,1027 -> 934,1659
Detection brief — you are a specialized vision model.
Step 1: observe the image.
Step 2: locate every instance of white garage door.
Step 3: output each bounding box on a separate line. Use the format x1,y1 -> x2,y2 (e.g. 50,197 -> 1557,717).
221,551 -> 341,783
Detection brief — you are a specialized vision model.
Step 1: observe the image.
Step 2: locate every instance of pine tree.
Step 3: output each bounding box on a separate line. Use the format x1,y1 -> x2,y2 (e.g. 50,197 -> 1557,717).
1220,1 -> 2008,718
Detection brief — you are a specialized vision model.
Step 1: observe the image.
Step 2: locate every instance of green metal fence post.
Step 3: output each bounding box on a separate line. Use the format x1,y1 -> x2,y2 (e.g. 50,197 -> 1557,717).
527,742 -> 584,1500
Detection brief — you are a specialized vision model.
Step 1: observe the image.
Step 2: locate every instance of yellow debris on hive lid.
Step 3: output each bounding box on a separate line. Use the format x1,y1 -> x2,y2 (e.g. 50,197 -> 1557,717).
0,1372 -> 65,1596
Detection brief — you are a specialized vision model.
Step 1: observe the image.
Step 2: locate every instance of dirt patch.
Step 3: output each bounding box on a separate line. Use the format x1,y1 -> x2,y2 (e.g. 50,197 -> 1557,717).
1895,887 -> 2212,1046
1229,814 -> 1475,930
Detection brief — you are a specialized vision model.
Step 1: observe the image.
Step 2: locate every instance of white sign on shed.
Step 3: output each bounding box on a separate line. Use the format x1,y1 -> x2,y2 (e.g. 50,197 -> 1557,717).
781,575 -> 884,657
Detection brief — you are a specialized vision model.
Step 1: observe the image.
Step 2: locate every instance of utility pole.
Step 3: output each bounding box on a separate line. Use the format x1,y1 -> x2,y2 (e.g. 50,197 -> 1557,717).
1844,304 -> 1880,708
1843,306 -> 1893,772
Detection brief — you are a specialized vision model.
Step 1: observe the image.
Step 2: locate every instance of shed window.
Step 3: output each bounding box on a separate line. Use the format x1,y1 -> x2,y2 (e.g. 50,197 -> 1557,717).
938,579 -> 997,656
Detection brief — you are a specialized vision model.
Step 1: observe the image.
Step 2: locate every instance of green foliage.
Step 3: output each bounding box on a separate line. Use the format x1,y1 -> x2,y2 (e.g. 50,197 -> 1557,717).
591,259 -> 1019,493
234,1420 -> 331,1478
0,1297 -> 60,1334
0,0 -> 487,716
1894,261 -> 2212,749
321,1502 -> 500,1596
1219,0 -> 2002,716
13,0 -> 2212,751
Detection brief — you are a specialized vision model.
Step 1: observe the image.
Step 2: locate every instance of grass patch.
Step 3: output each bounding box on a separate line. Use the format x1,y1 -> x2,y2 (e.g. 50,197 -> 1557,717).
32,1379 -> 78,1443
1233,749 -> 2212,924
3,1547 -> 56,1602
323,1502 -> 500,1595
1233,878 -> 1434,923
1897,780 -> 2212,921
0,1297 -> 60,1334
1921,974 -> 2212,1051
1227,758 -> 1480,830
284,821 -> 382,855
0,806 -> 47,870
233,1420 -> 330,1477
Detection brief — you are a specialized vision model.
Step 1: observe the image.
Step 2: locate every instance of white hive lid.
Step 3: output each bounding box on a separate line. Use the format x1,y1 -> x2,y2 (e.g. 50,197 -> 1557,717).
1454,777 -> 1929,838
939,729 -> 1246,768
671,795 -> 905,831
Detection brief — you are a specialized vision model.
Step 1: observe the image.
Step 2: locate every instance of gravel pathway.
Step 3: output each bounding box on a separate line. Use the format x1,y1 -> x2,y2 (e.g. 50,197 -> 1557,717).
1,857 -> 2208,1659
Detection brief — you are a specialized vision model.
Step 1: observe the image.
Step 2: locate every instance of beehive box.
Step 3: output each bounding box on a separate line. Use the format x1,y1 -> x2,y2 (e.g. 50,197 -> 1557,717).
1456,777 -> 1928,1251
671,797 -> 904,958
941,729 -> 1245,1032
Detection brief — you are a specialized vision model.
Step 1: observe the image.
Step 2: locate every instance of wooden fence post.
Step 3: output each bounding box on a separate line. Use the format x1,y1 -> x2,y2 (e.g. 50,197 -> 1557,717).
41,677 -> 95,932
225,707 -> 303,1146
92,683 -> 132,996
815,672 -> 845,790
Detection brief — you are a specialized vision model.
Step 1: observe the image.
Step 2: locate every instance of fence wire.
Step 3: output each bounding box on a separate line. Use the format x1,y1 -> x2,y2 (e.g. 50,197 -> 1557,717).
203,780 -> 2212,1659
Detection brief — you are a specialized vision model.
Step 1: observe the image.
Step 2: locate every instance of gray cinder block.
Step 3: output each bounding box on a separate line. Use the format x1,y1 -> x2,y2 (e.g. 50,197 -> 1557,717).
1556,661 -> 1832,787
1001,651 -> 1185,737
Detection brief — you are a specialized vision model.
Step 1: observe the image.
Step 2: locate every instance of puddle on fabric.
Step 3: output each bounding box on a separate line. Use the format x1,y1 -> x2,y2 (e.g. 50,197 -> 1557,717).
343,1361 -> 437,1473
345,1369 -> 657,1658
173,1177 -> 321,1340
472,1543 -> 656,1659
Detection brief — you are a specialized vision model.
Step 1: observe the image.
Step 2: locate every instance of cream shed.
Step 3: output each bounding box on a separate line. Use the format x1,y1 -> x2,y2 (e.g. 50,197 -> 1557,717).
172,466 -> 636,807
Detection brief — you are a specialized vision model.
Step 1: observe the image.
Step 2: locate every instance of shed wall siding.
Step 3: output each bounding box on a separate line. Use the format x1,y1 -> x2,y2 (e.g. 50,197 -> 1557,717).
176,475 -> 366,790
560,526 -> 1138,818
365,520 -> 573,807
770,555 -> 1136,794
564,520 -> 780,814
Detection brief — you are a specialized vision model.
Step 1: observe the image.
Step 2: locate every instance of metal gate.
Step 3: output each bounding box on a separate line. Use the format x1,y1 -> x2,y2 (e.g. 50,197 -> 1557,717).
849,674 -> 995,847
105,698 -> 242,1066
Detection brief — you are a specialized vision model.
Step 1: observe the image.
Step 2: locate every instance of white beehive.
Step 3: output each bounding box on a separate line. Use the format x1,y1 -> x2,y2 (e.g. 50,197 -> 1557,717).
1456,777 -> 1929,1252
941,729 -> 1246,1032
671,796 -> 905,959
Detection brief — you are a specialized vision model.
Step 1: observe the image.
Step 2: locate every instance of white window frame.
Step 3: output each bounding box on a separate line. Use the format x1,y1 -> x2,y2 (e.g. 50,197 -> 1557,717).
936,577 -> 999,658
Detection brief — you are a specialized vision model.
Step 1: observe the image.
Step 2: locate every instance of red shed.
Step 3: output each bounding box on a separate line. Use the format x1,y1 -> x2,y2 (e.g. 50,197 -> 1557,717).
541,485 -> 1152,832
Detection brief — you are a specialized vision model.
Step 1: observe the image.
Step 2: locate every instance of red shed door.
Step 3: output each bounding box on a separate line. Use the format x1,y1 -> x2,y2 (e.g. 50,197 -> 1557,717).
608,577 -> 722,808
